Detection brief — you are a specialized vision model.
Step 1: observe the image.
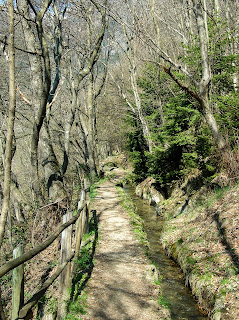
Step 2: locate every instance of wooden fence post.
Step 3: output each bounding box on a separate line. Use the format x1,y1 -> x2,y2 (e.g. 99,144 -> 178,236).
58,212 -> 73,319
83,179 -> 90,233
74,191 -> 85,264
12,245 -> 24,320
0,288 -> 6,320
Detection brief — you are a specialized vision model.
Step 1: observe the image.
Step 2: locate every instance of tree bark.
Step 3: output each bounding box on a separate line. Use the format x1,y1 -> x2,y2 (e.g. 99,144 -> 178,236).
63,2 -> 106,179
86,72 -> 98,177
17,0 -> 54,203
0,0 -> 16,246
12,245 -> 24,320
192,0 -> 227,152
40,121 -> 65,200
18,0 -> 45,202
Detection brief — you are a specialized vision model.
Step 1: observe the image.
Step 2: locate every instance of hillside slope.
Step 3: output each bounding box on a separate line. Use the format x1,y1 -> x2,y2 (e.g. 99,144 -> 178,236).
160,183 -> 239,319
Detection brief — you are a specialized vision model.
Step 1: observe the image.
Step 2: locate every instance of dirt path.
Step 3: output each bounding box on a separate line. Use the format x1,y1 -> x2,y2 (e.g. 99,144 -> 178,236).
82,168 -> 169,320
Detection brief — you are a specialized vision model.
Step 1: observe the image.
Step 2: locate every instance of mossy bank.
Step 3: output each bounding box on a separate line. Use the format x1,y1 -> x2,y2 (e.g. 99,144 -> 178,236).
159,183 -> 239,319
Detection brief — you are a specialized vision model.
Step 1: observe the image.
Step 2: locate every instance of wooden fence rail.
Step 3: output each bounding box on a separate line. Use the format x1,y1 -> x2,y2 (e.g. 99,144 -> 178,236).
0,201 -> 87,278
0,183 -> 91,320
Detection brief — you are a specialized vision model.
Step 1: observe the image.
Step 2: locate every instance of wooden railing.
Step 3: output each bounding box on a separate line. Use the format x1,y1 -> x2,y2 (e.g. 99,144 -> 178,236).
0,184 -> 91,320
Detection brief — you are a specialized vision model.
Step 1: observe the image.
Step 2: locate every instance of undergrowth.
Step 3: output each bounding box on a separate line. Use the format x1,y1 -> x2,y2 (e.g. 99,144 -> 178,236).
161,183 -> 239,319
65,213 -> 98,320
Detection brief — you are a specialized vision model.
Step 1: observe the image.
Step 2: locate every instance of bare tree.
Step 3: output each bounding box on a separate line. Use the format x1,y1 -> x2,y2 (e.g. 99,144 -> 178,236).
0,0 -> 16,246
62,0 -> 107,179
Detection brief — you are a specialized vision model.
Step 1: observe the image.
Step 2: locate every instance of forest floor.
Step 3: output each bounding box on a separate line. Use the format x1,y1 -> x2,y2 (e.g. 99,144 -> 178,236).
81,167 -> 170,320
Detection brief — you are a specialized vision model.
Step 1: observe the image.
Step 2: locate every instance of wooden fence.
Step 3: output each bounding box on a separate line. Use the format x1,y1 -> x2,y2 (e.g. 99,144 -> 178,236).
0,183 -> 91,320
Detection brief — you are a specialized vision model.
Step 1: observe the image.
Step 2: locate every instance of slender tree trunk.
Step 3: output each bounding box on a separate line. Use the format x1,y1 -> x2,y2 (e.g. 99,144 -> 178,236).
87,72 -> 98,178
0,0 -> 16,246
214,0 -> 219,14
202,0 -> 209,43
62,64 -> 79,176
130,61 -> 153,153
193,0 -> 227,153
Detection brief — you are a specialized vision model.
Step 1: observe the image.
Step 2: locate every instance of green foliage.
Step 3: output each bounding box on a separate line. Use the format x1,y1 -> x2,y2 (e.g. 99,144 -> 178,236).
126,74 -> 217,188
158,295 -> 171,309
126,119 -> 148,182
208,19 -> 239,94
125,16 -> 238,188
65,292 -> 87,320
146,93 -> 205,186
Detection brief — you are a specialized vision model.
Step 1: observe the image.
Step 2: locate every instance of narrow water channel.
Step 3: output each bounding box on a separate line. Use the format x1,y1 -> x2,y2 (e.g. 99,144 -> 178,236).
124,184 -> 208,320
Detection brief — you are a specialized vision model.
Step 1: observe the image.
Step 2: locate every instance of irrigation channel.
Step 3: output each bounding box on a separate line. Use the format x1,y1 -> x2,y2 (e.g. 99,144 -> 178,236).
124,184 -> 208,320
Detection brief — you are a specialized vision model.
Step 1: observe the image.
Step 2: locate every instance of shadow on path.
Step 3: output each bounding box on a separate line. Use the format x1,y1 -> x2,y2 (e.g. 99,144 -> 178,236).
69,210 -> 98,304
213,212 -> 239,273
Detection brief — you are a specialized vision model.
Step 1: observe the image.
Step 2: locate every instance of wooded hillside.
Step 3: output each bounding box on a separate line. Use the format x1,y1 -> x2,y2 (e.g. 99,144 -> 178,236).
0,0 -> 238,318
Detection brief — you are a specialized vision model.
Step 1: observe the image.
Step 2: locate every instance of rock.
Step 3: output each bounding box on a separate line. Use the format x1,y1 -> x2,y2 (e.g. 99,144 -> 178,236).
146,264 -> 160,283
135,177 -> 164,205
211,173 -> 230,188
173,198 -> 189,217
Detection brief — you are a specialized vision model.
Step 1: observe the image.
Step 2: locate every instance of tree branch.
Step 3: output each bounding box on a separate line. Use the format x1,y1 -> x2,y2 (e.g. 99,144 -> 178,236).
161,64 -> 202,105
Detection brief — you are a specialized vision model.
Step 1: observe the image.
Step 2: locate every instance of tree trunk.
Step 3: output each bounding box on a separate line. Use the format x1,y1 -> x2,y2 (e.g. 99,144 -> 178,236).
0,0 -> 16,246
18,0 -> 44,202
201,98 -> 227,151
40,122 -> 65,200
193,0 -> 227,153
18,0 -> 53,203
87,72 -> 98,178
130,64 -> 153,153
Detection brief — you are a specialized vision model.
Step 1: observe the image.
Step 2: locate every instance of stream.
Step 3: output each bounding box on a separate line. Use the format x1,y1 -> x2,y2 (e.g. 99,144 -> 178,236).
124,184 -> 208,320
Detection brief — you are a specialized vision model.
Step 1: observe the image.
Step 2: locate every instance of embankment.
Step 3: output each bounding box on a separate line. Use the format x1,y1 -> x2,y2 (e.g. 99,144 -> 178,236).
135,177 -> 239,320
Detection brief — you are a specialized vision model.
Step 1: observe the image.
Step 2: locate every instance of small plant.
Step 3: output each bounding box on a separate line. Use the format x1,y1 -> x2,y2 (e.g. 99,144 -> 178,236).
158,295 -> 171,309
154,273 -> 164,285
65,292 -> 87,320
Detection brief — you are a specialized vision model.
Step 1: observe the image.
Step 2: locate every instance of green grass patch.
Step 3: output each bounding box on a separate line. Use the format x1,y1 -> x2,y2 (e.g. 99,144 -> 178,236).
65,292 -> 87,320
116,187 -> 150,254
90,176 -> 109,201
66,214 -> 98,319
204,186 -> 230,209
158,295 -> 171,309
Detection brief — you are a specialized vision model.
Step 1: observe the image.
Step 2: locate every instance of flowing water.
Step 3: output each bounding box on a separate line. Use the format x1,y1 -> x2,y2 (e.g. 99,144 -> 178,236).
124,184 -> 208,320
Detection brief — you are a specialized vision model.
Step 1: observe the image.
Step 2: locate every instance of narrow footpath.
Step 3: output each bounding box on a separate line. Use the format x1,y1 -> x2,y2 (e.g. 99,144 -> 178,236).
82,168 -> 170,320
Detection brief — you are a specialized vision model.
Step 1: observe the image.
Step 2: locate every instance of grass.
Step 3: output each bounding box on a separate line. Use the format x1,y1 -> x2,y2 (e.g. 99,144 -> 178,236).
116,186 -> 150,253
90,177 -> 106,201
64,292 -> 87,320
160,181 -> 239,318
158,295 -> 171,309
65,213 -> 98,319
